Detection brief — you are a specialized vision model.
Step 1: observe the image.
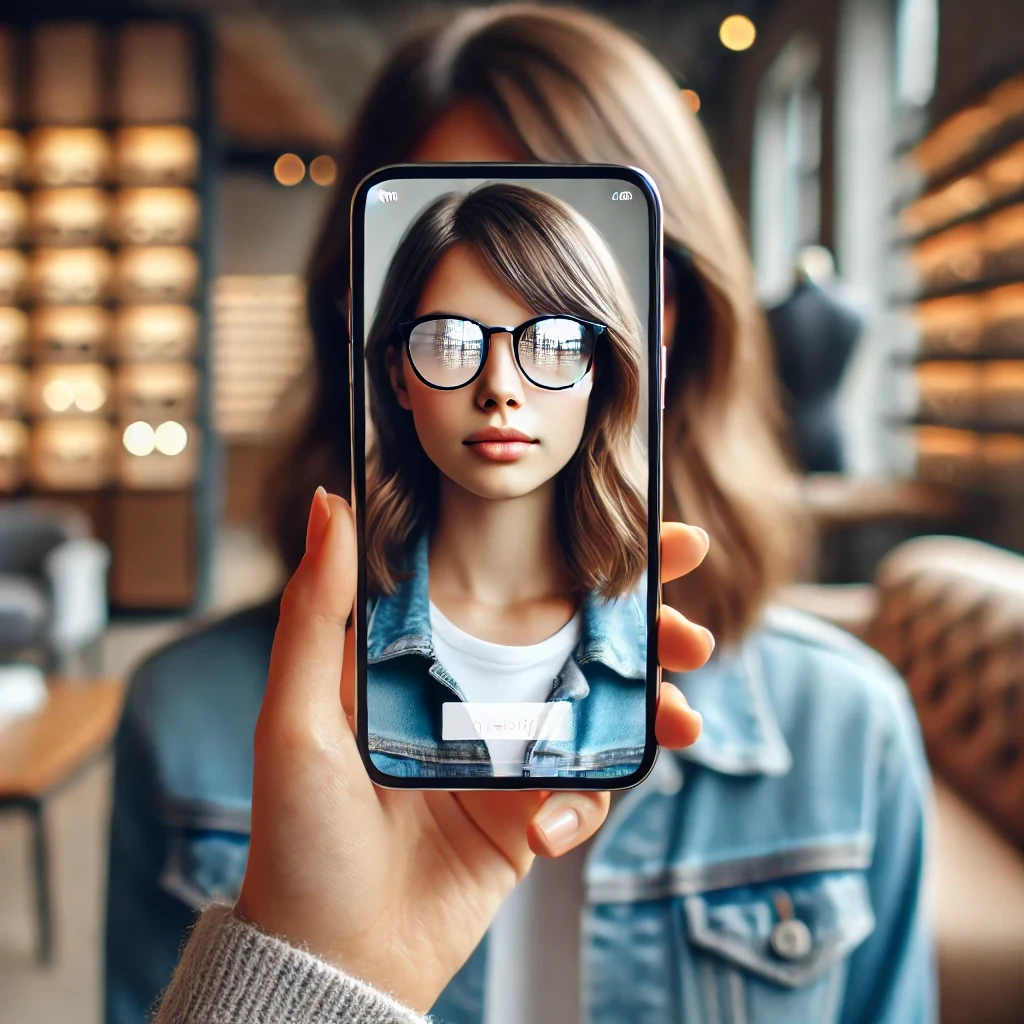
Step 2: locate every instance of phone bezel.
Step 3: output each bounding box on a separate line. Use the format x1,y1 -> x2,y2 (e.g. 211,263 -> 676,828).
349,163 -> 663,791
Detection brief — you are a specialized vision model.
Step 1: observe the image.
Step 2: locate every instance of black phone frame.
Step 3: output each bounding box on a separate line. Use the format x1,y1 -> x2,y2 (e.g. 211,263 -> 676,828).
350,163 -> 663,791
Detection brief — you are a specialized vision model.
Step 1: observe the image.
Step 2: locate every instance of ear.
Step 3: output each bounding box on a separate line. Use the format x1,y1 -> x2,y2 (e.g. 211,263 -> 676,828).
386,347 -> 413,410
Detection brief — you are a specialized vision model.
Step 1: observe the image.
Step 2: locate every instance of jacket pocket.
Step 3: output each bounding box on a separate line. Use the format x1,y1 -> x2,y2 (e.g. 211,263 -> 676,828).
159,801 -> 250,910
682,871 -> 875,1022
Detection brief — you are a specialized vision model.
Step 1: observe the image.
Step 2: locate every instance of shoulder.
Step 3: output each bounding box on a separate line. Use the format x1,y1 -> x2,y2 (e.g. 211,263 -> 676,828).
755,603 -> 927,779
122,598 -> 279,748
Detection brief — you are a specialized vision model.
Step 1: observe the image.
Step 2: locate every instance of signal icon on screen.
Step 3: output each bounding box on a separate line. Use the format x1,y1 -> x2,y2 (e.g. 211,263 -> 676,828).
611,190 -> 633,201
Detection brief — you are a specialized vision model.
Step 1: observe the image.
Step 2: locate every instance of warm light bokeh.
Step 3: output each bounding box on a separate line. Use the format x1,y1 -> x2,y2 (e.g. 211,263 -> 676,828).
273,153 -> 305,186
719,14 -> 757,51
310,154 -> 337,186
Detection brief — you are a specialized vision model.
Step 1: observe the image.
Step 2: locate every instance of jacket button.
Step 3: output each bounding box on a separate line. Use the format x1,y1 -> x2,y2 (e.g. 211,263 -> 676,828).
770,918 -> 813,960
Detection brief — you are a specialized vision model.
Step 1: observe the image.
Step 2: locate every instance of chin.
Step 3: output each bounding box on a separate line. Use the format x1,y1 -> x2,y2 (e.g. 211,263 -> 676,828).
458,469 -> 545,501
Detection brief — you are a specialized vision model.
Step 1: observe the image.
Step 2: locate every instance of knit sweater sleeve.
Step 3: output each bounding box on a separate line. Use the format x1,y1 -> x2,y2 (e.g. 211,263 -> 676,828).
154,904 -> 427,1024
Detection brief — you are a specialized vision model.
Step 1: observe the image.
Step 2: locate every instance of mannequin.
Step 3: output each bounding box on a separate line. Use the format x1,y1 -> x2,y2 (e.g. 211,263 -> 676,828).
766,245 -> 864,473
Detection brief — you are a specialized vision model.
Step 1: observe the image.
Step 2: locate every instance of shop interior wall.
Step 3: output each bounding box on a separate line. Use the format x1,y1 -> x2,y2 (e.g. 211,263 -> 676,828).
217,173 -> 327,526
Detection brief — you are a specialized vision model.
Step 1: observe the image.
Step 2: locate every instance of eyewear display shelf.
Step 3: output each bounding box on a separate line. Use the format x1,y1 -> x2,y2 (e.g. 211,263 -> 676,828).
889,68 -> 1024,498
0,13 -> 218,614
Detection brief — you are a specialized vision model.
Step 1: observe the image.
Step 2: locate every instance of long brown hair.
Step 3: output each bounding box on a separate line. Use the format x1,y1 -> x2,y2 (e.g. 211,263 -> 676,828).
267,3 -> 806,644
364,183 -> 646,599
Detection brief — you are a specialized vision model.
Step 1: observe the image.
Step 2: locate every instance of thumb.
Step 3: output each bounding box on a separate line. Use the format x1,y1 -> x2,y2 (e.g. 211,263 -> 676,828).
263,488 -> 357,739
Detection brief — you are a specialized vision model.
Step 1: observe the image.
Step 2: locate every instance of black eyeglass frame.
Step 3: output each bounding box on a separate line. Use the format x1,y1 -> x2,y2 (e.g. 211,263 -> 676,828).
394,313 -> 606,392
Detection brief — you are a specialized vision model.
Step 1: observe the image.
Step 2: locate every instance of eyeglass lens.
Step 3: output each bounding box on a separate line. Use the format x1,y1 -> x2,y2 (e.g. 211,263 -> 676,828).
407,317 -> 594,389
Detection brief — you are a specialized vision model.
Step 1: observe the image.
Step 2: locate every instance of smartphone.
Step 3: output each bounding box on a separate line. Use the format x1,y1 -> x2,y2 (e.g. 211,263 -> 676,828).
350,164 -> 663,789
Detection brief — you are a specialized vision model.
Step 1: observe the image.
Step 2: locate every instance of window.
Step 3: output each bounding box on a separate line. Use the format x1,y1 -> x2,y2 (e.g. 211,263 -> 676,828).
751,34 -> 822,302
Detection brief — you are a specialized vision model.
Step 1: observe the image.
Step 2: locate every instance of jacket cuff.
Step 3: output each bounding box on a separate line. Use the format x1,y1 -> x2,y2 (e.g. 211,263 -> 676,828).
155,903 -> 426,1024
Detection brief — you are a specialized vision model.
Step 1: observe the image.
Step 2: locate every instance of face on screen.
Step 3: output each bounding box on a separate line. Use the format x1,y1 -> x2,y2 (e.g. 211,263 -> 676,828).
360,178 -> 652,783
389,243 -> 594,503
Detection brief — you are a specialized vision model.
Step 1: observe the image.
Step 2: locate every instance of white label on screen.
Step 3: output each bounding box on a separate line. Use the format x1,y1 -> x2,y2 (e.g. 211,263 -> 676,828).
442,702 -> 573,741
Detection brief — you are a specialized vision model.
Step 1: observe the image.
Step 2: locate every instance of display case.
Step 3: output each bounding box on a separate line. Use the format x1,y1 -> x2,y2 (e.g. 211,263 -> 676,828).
0,14 -> 216,612
891,69 -> 1024,497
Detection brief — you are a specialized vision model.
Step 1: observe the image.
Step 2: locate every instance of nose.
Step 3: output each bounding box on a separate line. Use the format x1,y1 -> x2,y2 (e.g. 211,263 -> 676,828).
474,331 -> 524,411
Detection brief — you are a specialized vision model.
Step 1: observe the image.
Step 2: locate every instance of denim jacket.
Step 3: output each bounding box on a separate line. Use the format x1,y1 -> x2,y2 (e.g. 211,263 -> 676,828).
367,532 -> 648,779
105,599 -> 935,1024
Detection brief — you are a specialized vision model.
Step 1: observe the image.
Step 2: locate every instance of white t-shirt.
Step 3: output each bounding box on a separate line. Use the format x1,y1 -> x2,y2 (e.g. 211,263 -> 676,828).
429,601 -> 603,1023
429,601 -> 582,776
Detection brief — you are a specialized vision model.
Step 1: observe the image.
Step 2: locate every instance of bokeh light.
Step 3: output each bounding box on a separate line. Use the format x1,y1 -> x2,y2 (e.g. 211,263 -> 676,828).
682,89 -> 701,113
123,420 -> 155,456
720,14 -> 757,51
310,155 -> 337,186
274,153 -> 305,186
74,380 -> 105,413
155,420 -> 188,456
42,379 -> 74,412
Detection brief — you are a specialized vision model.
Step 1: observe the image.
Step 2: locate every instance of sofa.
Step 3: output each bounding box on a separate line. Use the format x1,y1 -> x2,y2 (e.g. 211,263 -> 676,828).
780,535 -> 1024,1023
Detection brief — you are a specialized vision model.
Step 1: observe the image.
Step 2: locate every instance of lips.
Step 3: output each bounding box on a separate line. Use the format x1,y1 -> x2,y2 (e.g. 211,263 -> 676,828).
463,426 -> 538,463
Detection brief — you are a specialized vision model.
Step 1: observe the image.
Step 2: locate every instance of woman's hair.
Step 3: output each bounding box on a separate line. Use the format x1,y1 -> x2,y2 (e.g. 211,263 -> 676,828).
365,183 -> 646,600
267,3 -> 807,644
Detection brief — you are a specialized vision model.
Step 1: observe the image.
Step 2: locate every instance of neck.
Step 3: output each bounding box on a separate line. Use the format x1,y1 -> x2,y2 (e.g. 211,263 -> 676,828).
429,476 -> 567,609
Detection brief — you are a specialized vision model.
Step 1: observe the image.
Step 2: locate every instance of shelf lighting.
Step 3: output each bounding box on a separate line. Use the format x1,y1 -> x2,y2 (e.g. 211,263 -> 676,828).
42,379 -> 74,412
155,419 -> 188,456
74,380 -> 105,412
123,420 -> 155,456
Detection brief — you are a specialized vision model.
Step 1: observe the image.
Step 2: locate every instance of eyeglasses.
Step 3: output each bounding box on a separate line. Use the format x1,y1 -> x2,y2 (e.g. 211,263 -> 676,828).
395,314 -> 605,391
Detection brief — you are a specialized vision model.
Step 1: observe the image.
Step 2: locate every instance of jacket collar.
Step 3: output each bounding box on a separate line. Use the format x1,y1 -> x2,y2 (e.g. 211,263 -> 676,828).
670,618 -> 792,778
367,531 -> 647,679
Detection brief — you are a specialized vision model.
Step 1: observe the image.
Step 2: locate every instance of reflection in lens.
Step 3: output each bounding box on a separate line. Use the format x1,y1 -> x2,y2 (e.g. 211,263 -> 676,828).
519,318 -> 592,388
408,318 -> 484,387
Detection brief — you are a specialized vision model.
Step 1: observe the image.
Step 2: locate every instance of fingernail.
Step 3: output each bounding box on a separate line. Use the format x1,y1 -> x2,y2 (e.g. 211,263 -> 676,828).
305,486 -> 330,555
693,525 -> 710,552
702,626 -> 716,653
536,805 -> 579,851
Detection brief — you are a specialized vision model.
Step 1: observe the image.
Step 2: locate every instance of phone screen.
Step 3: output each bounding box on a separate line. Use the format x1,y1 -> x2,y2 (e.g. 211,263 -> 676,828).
351,165 -> 661,788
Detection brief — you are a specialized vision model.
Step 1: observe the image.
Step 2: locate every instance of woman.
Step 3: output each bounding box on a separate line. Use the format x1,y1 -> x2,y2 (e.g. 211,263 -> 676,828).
153,488 -> 705,1024
365,184 -> 649,778
107,5 -> 935,1023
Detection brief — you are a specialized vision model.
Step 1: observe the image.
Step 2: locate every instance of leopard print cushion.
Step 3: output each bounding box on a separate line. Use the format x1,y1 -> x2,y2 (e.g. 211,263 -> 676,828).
866,536 -> 1024,846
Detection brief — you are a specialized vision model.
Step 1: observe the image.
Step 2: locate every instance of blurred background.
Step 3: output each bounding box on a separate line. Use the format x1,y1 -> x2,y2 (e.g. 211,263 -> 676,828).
0,0 -> 1022,1021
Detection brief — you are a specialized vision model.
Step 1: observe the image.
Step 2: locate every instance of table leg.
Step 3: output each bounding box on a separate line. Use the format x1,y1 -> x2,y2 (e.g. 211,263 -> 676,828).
28,800 -> 53,966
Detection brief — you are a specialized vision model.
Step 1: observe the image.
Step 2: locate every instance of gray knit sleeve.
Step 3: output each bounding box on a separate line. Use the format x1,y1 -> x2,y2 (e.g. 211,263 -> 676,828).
154,904 -> 427,1024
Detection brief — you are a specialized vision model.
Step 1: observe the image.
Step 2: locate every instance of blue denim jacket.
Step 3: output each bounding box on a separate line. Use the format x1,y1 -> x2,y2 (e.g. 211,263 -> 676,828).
104,599 -> 935,1024
367,532 -> 648,780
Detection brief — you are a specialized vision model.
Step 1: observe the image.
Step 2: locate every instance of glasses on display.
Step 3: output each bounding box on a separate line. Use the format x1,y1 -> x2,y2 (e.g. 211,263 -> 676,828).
396,313 -> 605,391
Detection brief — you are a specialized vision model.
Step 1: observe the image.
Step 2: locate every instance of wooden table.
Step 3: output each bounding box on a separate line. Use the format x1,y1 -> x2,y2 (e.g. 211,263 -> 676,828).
0,678 -> 125,964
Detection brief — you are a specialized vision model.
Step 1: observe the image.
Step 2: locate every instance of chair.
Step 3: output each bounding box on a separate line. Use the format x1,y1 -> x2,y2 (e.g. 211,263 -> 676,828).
779,535 -> 1024,1023
0,501 -> 109,672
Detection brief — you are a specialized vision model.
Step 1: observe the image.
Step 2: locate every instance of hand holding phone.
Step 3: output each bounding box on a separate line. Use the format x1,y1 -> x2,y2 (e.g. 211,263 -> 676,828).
235,487 -> 710,1012
351,165 -> 681,789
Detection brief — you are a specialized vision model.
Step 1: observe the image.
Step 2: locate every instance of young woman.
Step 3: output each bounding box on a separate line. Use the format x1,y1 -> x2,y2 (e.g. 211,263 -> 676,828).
364,184 -> 650,778
108,6 -> 935,1023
